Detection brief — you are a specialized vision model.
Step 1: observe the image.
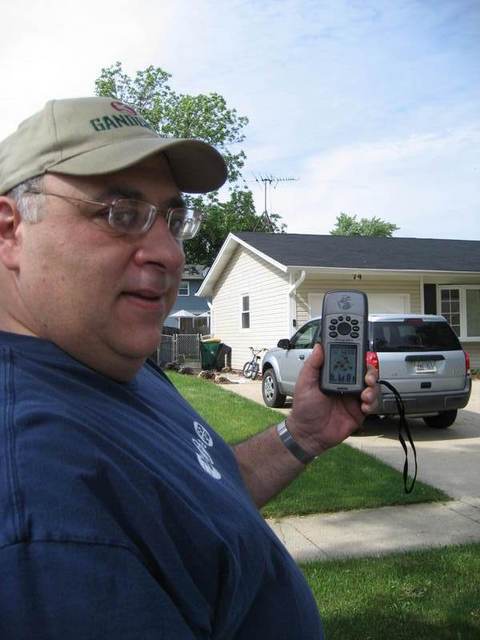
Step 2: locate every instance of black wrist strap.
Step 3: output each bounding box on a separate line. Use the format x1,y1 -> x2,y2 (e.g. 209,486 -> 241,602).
276,420 -> 316,465
377,379 -> 418,494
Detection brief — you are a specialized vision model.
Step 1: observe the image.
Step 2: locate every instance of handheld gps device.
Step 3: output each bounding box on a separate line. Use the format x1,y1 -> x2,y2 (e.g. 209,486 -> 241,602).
319,290 -> 368,395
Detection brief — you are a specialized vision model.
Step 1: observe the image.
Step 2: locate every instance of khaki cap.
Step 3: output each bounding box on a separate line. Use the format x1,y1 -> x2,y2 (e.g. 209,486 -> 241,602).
0,97 -> 228,195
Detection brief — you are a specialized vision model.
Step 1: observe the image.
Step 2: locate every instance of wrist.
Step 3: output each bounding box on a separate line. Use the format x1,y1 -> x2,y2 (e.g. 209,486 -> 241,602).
287,410 -> 333,457
276,419 -> 317,465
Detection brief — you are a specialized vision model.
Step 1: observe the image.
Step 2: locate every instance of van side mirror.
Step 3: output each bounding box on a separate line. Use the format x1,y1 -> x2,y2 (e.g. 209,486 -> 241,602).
277,338 -> 291,350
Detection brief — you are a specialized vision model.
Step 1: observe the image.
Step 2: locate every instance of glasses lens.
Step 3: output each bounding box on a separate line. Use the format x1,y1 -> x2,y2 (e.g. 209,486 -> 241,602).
109,200 -> 154,233
168,208 -> 203,240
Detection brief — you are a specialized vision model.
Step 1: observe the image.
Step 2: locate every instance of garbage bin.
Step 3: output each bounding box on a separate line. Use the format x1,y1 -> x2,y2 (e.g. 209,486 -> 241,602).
214,344 -> 232,371
200,340 -> 221,370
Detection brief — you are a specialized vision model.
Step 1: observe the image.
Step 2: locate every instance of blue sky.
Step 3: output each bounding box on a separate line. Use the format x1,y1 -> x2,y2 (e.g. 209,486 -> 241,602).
1,0 -> 478,239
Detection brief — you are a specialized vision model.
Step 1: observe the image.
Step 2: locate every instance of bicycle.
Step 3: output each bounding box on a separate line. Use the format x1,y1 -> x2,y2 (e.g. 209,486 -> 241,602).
242,347 -> 267,380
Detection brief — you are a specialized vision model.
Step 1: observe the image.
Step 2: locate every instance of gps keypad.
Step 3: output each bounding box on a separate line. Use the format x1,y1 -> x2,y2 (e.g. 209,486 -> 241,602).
328,315 -> 362,340
337,321 -> 351,335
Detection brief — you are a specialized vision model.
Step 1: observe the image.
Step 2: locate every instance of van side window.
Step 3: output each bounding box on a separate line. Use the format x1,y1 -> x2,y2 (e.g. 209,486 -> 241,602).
291,321 -> 320,349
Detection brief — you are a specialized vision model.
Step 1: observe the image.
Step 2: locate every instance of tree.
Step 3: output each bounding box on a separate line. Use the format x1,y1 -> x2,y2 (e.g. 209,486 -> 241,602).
330,213 -> 399,237
187,189 -> 285,266
94,62 -> 285,263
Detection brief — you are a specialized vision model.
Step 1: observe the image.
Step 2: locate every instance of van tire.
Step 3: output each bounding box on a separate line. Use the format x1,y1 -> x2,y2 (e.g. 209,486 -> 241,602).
262,369 -> 286,408
423,410 -> 457,429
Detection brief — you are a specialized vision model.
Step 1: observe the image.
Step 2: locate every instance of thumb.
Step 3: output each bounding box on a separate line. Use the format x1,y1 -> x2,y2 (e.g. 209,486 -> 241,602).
299,343 -> 324,383
309,342 -> 324,369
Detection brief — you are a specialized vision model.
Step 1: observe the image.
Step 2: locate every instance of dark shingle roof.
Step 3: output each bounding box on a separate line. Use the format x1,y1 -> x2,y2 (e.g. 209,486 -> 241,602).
234,233 -> 480,272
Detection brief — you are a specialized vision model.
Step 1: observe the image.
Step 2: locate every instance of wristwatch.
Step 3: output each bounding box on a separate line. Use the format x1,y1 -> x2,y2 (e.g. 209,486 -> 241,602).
276,420 -> 316,465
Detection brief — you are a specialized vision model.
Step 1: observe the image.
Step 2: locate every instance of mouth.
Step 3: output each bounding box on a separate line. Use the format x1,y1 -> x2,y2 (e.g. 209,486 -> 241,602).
121,289 -> 164,310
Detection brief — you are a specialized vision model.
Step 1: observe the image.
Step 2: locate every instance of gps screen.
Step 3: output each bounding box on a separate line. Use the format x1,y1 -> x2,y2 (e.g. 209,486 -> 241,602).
329,343 -> 357,385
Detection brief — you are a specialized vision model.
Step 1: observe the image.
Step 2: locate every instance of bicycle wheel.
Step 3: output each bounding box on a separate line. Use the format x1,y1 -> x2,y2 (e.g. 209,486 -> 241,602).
242,361 -> 255,378
249,361 -> 260,380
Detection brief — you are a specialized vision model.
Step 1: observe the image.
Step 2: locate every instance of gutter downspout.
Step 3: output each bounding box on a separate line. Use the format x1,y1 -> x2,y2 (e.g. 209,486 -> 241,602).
207,301 -> 213,336
288,270 -> 306,335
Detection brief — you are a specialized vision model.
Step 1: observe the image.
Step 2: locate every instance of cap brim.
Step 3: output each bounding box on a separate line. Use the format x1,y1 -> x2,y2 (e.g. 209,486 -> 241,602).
48,137 -> 228,194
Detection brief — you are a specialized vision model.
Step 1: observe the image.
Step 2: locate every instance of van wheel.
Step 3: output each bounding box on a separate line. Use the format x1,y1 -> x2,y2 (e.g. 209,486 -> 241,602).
423,410 -> 457,429
262,369 -> 286,408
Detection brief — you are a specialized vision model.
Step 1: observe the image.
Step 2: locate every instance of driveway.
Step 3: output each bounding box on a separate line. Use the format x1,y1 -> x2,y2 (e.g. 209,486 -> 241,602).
349,396 -> 480,499
225,377 -> 480,500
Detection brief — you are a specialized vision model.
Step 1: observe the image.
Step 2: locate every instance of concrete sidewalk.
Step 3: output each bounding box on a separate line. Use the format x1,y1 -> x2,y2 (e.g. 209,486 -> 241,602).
222,376 -> 480,561
268,498 -> 480,562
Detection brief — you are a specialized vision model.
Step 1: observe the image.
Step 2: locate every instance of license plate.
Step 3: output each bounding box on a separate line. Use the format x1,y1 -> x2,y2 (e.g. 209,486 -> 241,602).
415,360 -> 436,373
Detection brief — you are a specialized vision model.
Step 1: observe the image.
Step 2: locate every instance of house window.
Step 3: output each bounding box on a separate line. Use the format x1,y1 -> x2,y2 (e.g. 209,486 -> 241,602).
466,289 -> 480,337
178,281 -> 189,296
241,295 -> 250,329
440,289 -> 460,336
439,286 -> 480,340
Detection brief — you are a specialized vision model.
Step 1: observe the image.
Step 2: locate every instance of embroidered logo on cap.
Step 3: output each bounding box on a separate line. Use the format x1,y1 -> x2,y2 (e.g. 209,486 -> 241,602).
111,101 -> 138,116
89,108 -> 155,133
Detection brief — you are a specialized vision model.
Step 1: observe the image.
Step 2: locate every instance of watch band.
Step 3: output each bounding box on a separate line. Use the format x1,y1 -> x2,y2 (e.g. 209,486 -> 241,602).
276,420 -> 316,465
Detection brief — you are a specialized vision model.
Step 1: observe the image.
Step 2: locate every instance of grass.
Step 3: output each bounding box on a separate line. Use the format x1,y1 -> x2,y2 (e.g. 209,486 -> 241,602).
301,544 -> 480,639
168,372 -> 449,517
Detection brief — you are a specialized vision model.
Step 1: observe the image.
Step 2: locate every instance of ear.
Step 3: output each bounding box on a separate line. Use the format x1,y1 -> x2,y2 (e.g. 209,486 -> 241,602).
0,197 -> 23,270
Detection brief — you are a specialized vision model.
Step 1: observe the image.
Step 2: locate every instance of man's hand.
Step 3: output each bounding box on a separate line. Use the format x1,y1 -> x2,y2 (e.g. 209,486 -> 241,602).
287,343 -> 379,458
234,343 -> 379,507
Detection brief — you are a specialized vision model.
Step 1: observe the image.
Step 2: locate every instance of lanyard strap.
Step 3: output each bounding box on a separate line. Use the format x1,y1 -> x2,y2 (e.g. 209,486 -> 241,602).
377,379 -> 418,494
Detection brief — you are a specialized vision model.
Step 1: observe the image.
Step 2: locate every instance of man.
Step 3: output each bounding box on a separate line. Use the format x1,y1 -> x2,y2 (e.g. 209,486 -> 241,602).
0,97 -> 378,638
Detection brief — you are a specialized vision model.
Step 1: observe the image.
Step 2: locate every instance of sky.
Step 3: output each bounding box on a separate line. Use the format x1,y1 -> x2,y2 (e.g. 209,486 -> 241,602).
1,0 -> 479,240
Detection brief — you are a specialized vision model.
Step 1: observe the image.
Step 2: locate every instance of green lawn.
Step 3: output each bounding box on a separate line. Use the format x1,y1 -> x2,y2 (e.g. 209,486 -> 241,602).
301,544 -> 480,639
168,372 -> 449,517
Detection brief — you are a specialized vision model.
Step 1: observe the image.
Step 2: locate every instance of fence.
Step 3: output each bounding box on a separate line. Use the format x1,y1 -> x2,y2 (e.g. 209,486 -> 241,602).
155,333 -> 202,368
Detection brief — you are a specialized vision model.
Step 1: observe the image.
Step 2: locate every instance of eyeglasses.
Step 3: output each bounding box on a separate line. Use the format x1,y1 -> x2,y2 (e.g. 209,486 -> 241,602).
25,189 -> 203,240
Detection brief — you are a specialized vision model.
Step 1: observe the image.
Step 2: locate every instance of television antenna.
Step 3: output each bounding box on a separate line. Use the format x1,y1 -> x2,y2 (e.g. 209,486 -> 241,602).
254,174 -> 297,231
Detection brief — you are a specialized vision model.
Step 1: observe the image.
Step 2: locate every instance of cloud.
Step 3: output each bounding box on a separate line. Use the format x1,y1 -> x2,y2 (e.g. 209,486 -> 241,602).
0,0 -> 177,139
0,0 -> 477,243
259,124 -> 480,240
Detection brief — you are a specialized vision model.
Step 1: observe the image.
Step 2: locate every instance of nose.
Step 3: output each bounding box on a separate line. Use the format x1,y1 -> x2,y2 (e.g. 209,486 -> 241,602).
132,216 -> 185,272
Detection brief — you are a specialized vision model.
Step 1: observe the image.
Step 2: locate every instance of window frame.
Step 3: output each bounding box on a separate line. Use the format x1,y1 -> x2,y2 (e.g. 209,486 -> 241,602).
240,294 -> 250,330
290,320 -> 320,349
437,285 -> 480,341
178,280 -> 190,296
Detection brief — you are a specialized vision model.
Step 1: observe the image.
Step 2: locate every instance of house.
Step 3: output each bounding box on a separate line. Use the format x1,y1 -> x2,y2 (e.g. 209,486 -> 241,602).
197,233 -> 480,369
165,265 -> 210,334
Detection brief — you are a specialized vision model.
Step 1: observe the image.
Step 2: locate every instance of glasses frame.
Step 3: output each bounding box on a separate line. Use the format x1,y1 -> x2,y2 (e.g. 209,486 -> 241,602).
24,189 -> 203,240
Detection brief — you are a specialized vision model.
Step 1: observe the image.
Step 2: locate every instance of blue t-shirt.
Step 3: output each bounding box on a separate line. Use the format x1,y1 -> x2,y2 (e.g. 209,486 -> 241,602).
0,332 -> 323,639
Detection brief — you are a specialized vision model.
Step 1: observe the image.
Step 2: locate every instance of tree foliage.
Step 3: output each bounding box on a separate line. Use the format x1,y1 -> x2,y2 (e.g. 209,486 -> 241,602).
187,189 -> 285,266
330,213 -> 399,237
94,62 -> 285,263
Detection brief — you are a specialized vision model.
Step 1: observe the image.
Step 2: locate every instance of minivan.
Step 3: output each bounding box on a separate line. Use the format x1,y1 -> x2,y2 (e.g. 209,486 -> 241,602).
261,314 -> 471,428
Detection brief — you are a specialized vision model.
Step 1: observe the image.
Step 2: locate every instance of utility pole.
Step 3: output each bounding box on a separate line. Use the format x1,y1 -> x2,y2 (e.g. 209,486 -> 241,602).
254,174 -> 297,231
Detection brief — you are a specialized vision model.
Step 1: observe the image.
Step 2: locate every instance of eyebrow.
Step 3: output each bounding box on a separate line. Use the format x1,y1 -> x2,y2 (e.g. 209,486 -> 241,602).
96,186 -> 186,210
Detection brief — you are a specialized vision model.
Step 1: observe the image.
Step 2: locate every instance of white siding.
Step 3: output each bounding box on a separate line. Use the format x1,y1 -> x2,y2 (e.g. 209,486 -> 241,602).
295,277 -> 422,327
210,247 -> 289,369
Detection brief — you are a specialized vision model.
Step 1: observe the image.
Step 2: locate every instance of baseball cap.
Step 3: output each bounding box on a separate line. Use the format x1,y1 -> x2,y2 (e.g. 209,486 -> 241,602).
0,97 -> 228,195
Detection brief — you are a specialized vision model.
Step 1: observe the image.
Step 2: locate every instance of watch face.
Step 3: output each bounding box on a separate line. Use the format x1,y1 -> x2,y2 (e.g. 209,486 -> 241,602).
329,343 -> 357,385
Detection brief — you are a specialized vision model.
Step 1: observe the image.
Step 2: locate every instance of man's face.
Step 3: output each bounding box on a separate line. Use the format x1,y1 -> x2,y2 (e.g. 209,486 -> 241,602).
11,155 -> 185,380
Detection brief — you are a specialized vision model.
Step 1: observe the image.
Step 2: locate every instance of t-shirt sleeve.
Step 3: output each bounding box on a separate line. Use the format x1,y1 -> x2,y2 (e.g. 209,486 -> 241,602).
0,540 -> 202,640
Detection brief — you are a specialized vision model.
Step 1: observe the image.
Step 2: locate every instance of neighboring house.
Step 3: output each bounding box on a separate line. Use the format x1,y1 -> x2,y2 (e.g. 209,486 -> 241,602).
165,265 -> 211,333
197,233 -> 480,369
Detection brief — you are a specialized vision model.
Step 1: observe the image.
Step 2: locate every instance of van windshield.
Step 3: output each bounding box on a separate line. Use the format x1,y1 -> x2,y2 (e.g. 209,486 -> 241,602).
371,320 -> 461,352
